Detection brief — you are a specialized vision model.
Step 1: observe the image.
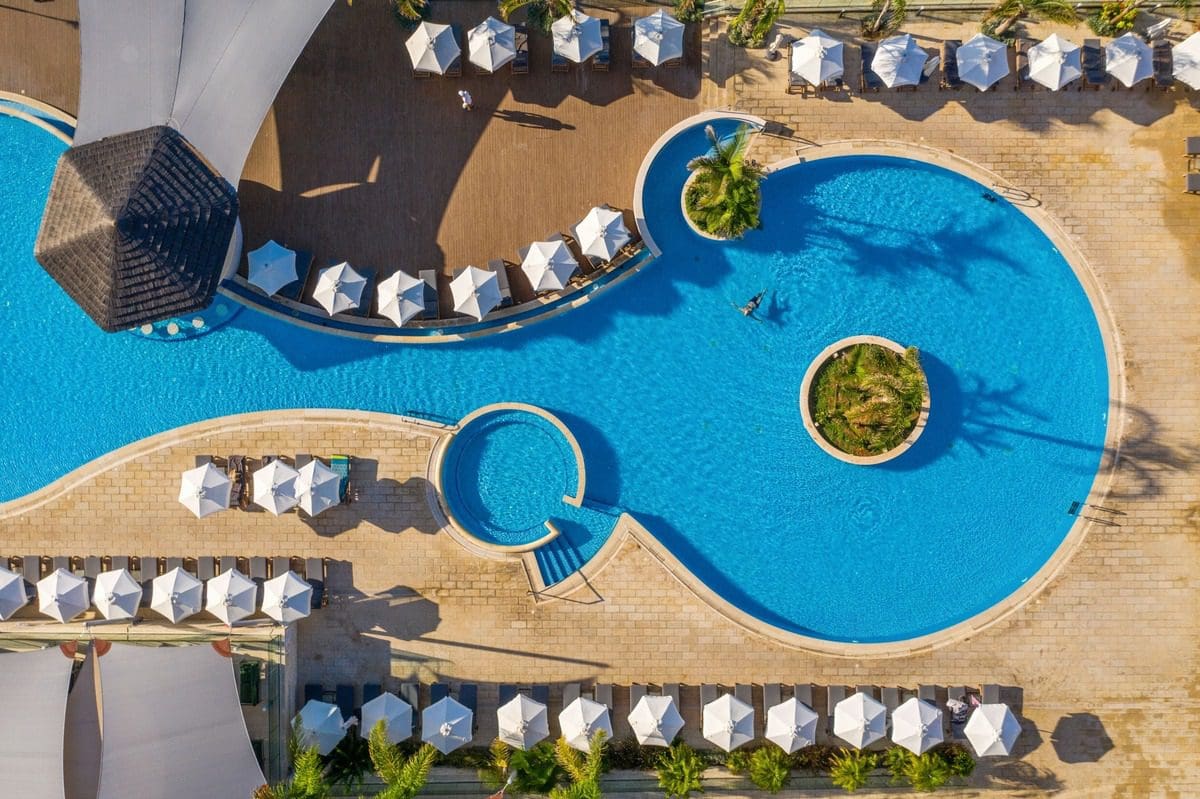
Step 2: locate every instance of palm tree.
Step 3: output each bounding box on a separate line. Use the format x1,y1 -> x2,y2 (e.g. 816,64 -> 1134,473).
655,743 -> 705,799
253,745 -> 330,799
481,739 -> 566,795
368,721 -> 439,799
685,124 -> 765,240
549,732 -> 607,799
983,0 -> 1077,38
498,0 -> 574,34
392,0 -> 429,19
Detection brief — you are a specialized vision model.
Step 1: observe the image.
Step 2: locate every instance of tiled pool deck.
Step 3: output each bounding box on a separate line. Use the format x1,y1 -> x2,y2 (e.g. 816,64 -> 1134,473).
2,3 -> 1199,795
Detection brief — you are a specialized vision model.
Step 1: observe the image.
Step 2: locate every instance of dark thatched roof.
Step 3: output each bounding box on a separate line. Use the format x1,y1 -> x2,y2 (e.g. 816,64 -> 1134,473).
34,126 -> 238,332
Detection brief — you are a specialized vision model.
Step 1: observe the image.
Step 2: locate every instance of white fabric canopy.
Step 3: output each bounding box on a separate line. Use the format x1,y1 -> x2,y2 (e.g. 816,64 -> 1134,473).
38,569 -> 88,623
765,697 -> 819,753
964,703 -> 1021,756
376,271 -> 425,327
628,694 -> 684,747
872,33 -> 927,88
296,459 -> 341,516
151,567 -> 203,623
559,696 -> 613,752
252,459 -> 300,515
572,206 -> 631,261
313,262 -> 367,316
1174,32 -> 1200,89
834,692 -> 887,749
0,565 -> 29,620
451,266 -> 501,321
1028,34 -> 1081,91
468,17 -> 517,73
247,240 -> 298,295
497,693 -> 550,750
423,696 -> 474,754
296,699 -> 349,755
891,697 -> 944,754
205,568 -> 257,625
362,692 -> 414,744
702,693 -> 754,752
262,570 -> 312,624
178,462 -> 231,518
407,21 -> 461,74
521,239 -> 579,293
956,33 -> 1009,91
552,11 -> 603,63
1105,33 -> 1153,88
92,569 -> 142,621
0,647 -> 73,799
634,10 -> 685,66
790,29 -> 844,86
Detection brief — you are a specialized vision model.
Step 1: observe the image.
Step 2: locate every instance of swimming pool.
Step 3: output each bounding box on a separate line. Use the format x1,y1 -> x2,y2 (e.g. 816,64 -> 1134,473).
0,112 -> 1110,643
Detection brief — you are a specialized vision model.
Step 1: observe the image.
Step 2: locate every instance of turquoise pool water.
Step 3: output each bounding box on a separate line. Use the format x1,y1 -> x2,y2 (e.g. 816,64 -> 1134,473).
0,113 -> 1109,642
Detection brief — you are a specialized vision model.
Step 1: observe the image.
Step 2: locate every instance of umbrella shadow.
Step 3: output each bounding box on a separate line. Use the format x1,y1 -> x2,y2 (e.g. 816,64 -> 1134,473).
301,467 -> 439,537
1050,712 -> 1114,763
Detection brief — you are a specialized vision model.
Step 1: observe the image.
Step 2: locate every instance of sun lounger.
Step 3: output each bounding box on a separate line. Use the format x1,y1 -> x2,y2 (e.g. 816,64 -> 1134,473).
763,683 -> 781,709
164,557 -> 183,574
532,684 -> 550,706
400,682 -> 420,722
826,685 -> 847,736
700,684 -> 718,708
295,453 -> 313,469
1015,39 -> 1033,90
941,40 -> 962,89
52,556 -> 72,574
227,455 -> 248,509
196,557 -> 215,581
562,683 -> 581,706
513,24 -> 530,74
109,555 -> 129,572
305,557 -> 326,608
594,19 -> 611,71
447,26 -> 463,77
363,682 -> 382,708
84,556 -> 102,581
1153,40 -> 1174,91
735,683 -> 753,710
430,682 -> 450,704
793,683 -> 814,708
418,269 -> 439,319
552,47 -> 569,73
218,556 -> 238,575
459,683 -> 478,729
882,686 -> 901,714
1187,137 -> 1200,160
487,259 -> 513,307
195,454 -> 212,467
330,454 -> 353,503
982,683 -> 1001,704
271,557 -> 290,579
860,44 -> 881,92
335,684 -> 355,722
594,683 -> 613,709
662,683 -> 680,707
304,683 -> 324,704
137,555 -> 158,605
499,684 -> 518,705
1082,39 -> 1109,90
630,684 -> 648,709
21,555 -> 41,597
249,557 -> 267,603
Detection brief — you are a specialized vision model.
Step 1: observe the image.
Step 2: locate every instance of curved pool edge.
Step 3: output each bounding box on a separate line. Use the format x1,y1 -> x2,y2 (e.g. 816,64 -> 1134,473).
0,90 -> 75,143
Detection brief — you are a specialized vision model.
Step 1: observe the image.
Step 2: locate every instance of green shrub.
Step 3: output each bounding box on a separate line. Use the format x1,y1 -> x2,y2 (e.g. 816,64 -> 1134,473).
656,743 -> 706,799
727,0 -> 784,47
885,746 -> 911,785
747,747 -> 791,793
674,0 -> 705,24
936,743 -> 976,778
608,736 -> 656,770
790,745 -> 836,773
685,124 -> 765,240
1088,0 -> 1139,35
811,343 -> 926,456
725,747 -> 754,775
903,751 -> 953,792
390,0 -> 431,29
829,749 -> 878,793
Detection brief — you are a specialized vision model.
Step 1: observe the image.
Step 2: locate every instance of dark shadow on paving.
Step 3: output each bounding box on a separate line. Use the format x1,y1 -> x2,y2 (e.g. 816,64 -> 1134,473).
1051,712 -> 1115,763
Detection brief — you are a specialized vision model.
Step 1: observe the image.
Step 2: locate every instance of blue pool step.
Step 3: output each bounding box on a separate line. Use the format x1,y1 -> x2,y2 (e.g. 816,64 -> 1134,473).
535,535 -> 586,587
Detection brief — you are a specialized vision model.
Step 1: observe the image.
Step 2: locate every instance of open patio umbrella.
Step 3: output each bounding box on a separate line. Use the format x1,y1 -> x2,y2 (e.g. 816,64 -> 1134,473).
376,270 -> 425,327
497,693 -> 549,750
468,17 -> 517,73
450,265 -> 501,321
552,10 -> 603,63
205,568 -> 257,625
423,696 -> 474,754
92,568 -> 142,621
628,694 -> 684,747
1027,34 -> 1081,91
262,570 -> 312,624
178,462 -> 231,518
362,692 -> 414,744
313,261 -> 367,316
790,29 -> 843,86
252,460 -> 300,516
956,33 -> 1009,91
559,696 -> 613,752
702,693 -> 754,752
406,21 -> 460,75
246,240 -> 298,296
37,568 -> 88,622
572,206 -> 631,262
296,459 -> 341,517
834,691 -> 887,749
765,697 -> 819,753
150,566 -> 203,623
872,33 -> 927,88
1174,32 -> 1200,89
1105,33 -> 1153,88
891,697 -> 944,755
521,239 -> 579,292
0,566 -> 28,620
634,9 -> 685,66
964,703 -> 1021,756
296,700 -> 349,756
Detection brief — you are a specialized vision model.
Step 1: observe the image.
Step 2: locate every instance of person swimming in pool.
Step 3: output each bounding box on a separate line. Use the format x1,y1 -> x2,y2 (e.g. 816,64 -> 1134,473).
739,290 -> 768,318
982,192 -> 998,203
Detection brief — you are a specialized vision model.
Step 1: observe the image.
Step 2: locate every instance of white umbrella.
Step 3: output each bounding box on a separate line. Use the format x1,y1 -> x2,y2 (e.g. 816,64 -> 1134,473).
497,693 -> 550,750
521,239 -> 579,293
628,695 -> 684,747
296,460 -> 341,517
559,696 -> 613,752
956,33 -> 1009,91
313,261 -> 367,316
178,462 -> 231,518
834,691 -> 887,749
1027,34 -> 1081,91
964,704 -> 1021,756
468,17 -> 517,73
765,697 -> 819,754
552,11 -> 603,63
92,568 -> 142,621
871,33 -> 927,88
246,240 -> 298,296
1105,33 -> 1153,88
376,271 -> 425,327
406,21 -> 460,75
296,700 -> 349,756
0,566 -> 27,620
450,265 -> 501,321
891,697 -> 944,755
362,692 -> 414,744
790,29 -> 844,86
1174,32 -> 1200,89
262,570 -> 312,624
37,568 -> 88,622
572,206 -> 631,262
422,696 -> 474,754
702,693 -> 754,752
252,460 -> 300,516
151,566 -> 203,623
633,9 -> 685,66
205,568 -> 257,625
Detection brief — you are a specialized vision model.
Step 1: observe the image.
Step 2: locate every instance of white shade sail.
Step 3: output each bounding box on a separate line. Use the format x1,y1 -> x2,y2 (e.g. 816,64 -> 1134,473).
252,459 -> 300,515
891,697 -> 944,755
92,568 -> 142,621
834,692 -> 887,749
37,568 -> 88,622
205,568 -> 257,625
634,9 -> 685,66
0,565 -> 28,620
573,206 -> 631,261
0,647 -> 73,799
407,21 -> 460,74
313,261 -> 367,316
559,696 -> 613,752
702,693 -> 754,752
422,696 -> 474,754
151,567 -> 203,623
552,11 -> 603,63
450,265 -> 501,321
246,239 -> 298,295
872,33 -> 927,88
468,17 -> 517,73
178,462 -> 231,518
497,693 -> 550,750
628,694 -> 684,747
1027,34 -> 1081,91
1174,32 -> 1200,89
296,459 -> 341,517
262,570 -> 312,624
296,699 -> 348,756
1105,33 -> 1153,88
956,33 -> 1009,91
790,29 -> 844,86
376,271 -> 425,327
765,697 -> 819,753
964,703 -> 1021,756
362,692 -> 414,744
521,239 -> 580,293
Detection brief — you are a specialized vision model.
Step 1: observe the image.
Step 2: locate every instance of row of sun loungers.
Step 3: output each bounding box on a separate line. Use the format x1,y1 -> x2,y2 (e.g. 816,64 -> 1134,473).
198,453 -> 354,510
